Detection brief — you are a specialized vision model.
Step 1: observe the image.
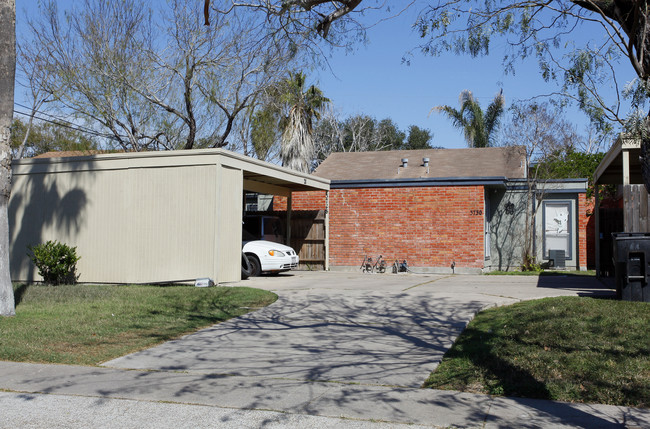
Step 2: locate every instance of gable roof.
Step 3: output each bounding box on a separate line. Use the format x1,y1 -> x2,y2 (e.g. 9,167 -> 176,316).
313,147 -> 527,181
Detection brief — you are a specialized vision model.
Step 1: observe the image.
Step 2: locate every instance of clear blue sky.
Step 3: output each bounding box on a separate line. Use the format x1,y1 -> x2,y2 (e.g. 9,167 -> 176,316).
15,1 -> 636,152
312,4 -> 636,150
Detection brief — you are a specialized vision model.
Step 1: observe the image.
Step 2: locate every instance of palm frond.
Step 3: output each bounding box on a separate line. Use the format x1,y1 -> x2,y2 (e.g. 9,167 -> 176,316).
484,90 -> 505,145
435,89 -> 505,148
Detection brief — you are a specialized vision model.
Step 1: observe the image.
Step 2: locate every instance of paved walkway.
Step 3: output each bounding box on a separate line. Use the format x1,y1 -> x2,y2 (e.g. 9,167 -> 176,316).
1,272 -> 648,428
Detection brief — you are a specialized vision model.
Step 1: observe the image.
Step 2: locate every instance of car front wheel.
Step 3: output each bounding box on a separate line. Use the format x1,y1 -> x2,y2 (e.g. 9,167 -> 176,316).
246,255 -> 262,277
241,252 -> 252,279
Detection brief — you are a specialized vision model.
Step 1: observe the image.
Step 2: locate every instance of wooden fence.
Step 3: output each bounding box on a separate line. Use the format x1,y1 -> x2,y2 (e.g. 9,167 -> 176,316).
246,210 -> 326,270
624,184 -> 650,232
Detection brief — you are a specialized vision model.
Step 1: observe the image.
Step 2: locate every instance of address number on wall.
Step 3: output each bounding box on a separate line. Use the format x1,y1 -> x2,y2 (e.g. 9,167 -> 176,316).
470,210 -> 483,216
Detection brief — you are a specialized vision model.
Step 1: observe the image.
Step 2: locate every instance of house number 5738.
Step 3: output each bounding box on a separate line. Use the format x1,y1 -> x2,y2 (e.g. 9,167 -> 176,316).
470,210 -> 483,216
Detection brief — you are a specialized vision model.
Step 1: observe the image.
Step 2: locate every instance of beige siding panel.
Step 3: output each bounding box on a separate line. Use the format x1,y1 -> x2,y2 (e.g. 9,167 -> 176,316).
9,170 -> 100,282
120,165 -> 217,283
215,166 -> 243,283
74,169 -> 128,283
10,165 -> 217,283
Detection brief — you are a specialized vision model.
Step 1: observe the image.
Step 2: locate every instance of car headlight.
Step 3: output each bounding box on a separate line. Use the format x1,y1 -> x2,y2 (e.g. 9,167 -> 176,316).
268,250 -> 285,257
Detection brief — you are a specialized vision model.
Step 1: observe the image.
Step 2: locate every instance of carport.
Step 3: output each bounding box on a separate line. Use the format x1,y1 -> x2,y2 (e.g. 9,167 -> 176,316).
593,134 -> 646,275
9,148 -> 330,284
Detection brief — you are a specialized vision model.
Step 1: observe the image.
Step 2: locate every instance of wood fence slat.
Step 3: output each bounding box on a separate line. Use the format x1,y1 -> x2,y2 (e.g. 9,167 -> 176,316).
624,185 -> 650,233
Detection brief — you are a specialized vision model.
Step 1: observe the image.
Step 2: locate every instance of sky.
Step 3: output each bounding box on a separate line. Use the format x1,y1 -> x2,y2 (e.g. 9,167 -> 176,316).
14,1 -> 637,152
311,3 -> 636,150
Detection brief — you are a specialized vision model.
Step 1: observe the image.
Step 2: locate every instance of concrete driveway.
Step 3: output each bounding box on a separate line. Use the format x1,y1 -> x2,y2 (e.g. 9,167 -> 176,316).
5,272 -> 647,428
103,272 -> 613,388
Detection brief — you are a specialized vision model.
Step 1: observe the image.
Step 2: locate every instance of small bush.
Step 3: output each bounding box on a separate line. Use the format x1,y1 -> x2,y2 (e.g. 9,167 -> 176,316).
28,240 -> 81,285
521,253 -> 542,272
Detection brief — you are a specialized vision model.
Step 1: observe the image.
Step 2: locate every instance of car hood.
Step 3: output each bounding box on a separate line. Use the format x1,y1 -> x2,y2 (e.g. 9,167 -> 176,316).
242,240 -> 295,252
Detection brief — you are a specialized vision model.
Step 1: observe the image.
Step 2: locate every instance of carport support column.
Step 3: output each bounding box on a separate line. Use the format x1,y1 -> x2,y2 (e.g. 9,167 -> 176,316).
622,149 -> 630,186
286,193 -> 292,247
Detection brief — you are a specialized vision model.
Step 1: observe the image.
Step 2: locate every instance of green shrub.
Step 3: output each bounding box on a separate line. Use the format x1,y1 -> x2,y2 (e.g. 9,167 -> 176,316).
28,240 -> 81,285
521,253 -> 542,272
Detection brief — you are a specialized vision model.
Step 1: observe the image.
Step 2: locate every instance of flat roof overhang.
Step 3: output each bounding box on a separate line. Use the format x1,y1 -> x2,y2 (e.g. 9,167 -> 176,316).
13,148 -> 330,196
505,178 -> 588,193
594,135 -> 642,185
330,176 -> 510,189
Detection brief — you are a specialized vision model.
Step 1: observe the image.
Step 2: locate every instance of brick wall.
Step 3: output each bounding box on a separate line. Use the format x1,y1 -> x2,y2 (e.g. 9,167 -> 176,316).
277,186 -> 593,272
272,191 -> 326,211
578,193 -> 589,270
584,196 -> 596,269
277,186 -> 486,270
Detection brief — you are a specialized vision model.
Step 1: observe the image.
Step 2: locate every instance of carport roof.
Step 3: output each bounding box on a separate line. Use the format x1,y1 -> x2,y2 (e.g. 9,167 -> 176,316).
16,148 -> 330,196
594,135 -> 642,185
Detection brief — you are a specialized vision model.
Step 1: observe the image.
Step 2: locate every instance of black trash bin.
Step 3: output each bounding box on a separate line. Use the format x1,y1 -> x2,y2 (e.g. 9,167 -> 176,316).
612,233 -> 650,302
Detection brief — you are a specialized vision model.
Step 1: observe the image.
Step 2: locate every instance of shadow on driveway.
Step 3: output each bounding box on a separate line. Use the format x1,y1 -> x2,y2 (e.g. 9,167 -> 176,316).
536,275 -> 616,298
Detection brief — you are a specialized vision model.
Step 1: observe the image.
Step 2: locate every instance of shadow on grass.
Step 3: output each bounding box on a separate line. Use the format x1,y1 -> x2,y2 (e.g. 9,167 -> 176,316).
539,271 -> 595,277
3,290 -> 626,428
13,284 -> 30,307
428,326 -> 552,400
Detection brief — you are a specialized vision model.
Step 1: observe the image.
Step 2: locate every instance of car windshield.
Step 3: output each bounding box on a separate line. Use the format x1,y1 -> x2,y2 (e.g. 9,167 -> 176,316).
242,217 -> 261,238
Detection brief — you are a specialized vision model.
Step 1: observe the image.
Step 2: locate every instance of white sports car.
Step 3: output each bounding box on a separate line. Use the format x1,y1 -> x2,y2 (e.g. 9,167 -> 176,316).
242,240 -> 299,277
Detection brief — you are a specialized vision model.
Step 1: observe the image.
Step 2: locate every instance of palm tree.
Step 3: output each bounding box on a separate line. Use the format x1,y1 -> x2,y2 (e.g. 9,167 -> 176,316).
279,72 -> 329,173
433,90 -> 505,148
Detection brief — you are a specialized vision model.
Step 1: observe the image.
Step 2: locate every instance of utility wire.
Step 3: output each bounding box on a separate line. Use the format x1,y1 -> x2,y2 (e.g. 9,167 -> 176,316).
13,109 -> 102,137
13,103 -> 121,140
13,109 -> 111,139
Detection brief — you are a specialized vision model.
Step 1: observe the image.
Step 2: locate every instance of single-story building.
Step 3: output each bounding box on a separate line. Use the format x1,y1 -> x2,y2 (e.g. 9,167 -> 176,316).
9,148 -> 329,284
274,147 -> 589,273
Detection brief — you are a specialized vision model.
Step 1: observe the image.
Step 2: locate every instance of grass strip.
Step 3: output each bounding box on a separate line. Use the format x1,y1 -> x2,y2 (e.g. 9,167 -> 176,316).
0,283 -> 277,366
424,296 -> 650,408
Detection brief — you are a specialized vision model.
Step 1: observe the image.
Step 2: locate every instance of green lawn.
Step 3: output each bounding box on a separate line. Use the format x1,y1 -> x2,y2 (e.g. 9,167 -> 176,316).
424,296 -> 650,408
0,283 -> 277,365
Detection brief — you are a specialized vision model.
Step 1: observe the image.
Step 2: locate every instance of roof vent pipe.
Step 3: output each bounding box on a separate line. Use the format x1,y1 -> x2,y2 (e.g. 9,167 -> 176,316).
423,157 -> 430,167
401,158 -> 408,168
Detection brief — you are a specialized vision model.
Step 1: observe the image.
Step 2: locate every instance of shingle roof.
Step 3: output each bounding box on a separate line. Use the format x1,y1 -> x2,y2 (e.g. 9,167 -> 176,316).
313,147 -> 527,181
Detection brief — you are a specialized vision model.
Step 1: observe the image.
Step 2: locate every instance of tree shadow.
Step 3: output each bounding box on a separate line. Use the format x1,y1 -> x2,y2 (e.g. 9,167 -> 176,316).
0,282 -> 638,428
9,156 -> 94,282
12,283 -> 29,306
488,188 -> 527,271
536,275 -> 616,298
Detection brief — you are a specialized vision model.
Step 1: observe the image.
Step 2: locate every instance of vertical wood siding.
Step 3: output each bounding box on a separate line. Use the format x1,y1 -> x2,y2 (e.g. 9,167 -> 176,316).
625,184 -> 650,233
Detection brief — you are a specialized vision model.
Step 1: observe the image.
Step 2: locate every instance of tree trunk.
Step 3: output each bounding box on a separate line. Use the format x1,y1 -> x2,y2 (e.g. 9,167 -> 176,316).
0,0 -> 15,316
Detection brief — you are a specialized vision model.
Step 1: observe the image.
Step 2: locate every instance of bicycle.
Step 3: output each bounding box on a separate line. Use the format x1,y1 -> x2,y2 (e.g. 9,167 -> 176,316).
392,259 -> 409,273
373,255 -> 387,273
360,255 -> 374,273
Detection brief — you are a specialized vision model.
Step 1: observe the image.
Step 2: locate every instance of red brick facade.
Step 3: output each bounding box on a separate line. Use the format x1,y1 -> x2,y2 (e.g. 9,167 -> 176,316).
273,184 -> 594,271
578,193 -> 589,270
275,186 -> 487,270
